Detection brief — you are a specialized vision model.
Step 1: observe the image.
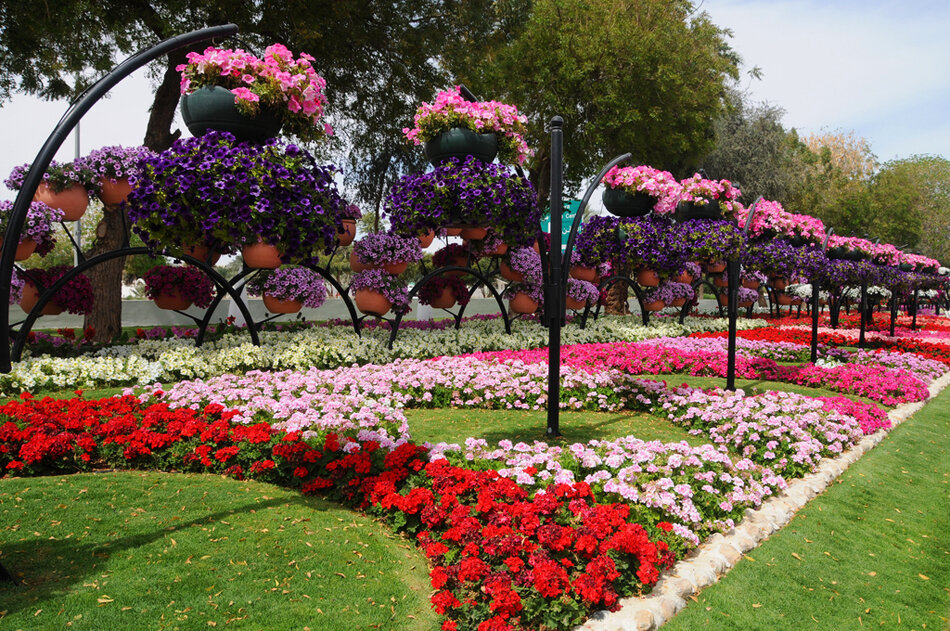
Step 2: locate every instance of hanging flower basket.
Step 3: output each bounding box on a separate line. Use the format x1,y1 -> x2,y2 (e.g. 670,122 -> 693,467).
636,269 -> 660,287
642,300 -> 666,312
182,243 -> 221,266
418,230 -> 435,249
570,266 -> 598,283
19,281 -> 64,315
34,182 -> 88,222
508,292 -> 539,314
154,288 -> 194,311
242,241 -> 284,269
500,260 -> 524,282
423,128 -> 499,166
353,289 -> 392,316
182,86 -> 283,143
263,294 -> 303,314
602,188 -> 656,218
143,265 -> 215,311
705,260 -> 727,274
337,219 -> 357,247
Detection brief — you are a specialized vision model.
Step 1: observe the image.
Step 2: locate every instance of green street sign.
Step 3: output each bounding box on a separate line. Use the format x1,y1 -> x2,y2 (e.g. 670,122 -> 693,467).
540,200 -> 583,250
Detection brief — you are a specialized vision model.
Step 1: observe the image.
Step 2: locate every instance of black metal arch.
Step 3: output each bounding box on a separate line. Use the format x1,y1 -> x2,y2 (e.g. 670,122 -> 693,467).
0,24 -> 240,372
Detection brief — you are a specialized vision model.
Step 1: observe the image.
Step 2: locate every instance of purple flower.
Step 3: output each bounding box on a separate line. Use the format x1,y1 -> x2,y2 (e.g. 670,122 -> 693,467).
349,268 -> 410,314
353,232 -> 422,265
0,200 -> 64,255
246,266 -> 327,308
142,265 -> 215,308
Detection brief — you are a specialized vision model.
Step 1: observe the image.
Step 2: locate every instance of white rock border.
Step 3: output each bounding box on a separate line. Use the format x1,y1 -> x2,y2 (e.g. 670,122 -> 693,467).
578,370 -> 950,631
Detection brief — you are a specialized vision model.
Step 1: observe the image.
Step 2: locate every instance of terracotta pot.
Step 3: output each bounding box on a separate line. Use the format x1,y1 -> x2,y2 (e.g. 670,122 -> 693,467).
242,242 -> 282,269
500,261 -> 524,282
705,260 -> 726,274
713,275 -> 728,288
153,288 -> 193,311
460,227 -> 488,240
769,277 -> 788,290
7,238 -> 37,261
182,244 -> 221,266
508,292 -> 539,314
444,227 -> 463,237
263,294 -> 303,314
642,300 -> 666,312
776,293 -> 793,305
354,289 -> 392,316
741,279 -> 760,290
383,261 -> 408,275
350,250 -> 369,273
418,230 -> 435,249
717,293 -> 729,306
565,296 -> 586,311
670,297 -> 687,308
672,272 -> 693,284
428,286 -> 457,310
34,182 -> 88,221
486,242 -> 508,257
98,177 -> 133,206
636,269 -> 660,287
570,266 -> 598,283
337,219 -> 357,247
19,282 -> 63,315
738,300 -> 754,308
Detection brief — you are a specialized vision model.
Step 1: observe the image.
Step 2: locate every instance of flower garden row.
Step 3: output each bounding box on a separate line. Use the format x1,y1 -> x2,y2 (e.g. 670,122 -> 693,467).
3,317 -> 945,629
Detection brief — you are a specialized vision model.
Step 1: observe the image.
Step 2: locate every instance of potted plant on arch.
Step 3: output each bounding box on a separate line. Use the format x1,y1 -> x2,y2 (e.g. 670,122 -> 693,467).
142,265 -> 216,311
418,276 -> 470,310
503,281 -> 544,314
177,43 -> 332,143
403,85 -> 533,166
6,161 -> 96,221
385,156 -> 540,247
0,200 -> 64,261
19,266 -> 95,316
350,268 -> 410,317
565,278 -> 599,311
246,266 -> 327,314
127,131 -> 347,269
601,165 -> 679,217
351,232 -> 423,275
82,145 -> 154,206
337,203 -> 362,247
675,174 -> 742,220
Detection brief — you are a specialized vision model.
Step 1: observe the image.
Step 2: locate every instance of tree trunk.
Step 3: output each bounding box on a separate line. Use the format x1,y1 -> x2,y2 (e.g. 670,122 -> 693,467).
83,208 -> 128,342
83,53 -> 184,342
604,261 -> 630,315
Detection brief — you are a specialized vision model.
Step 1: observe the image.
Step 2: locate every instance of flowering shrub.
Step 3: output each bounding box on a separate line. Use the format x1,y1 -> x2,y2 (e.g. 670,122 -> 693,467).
350,268 -> 410,314
602,165 -> 679,215
81,145 -> 153,185
353,232 -> 423,266
385,157 -> 540,247
677,174 -> 742,217
20,266 -> 94,314
5,160 -> 96,193
178,43 -> 331,142
402,85 -> 532,165
127,131 -> 346,264
142,265 -> 215,308
0,199 -> 63,255
418,276 -> 470,307
246,266 -> 327,308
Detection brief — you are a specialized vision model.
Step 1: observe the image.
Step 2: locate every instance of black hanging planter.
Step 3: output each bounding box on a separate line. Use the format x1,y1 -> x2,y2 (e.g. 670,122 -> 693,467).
181,86 -> 283,143
423,128 -> 498,166
602,188 -> 655,217
675,200 -> 721,220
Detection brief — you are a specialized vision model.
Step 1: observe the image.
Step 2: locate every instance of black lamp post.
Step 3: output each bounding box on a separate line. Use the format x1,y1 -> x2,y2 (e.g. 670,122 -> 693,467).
811,228 -> 833,363
725,197 -> 761,391
544,117 -> 630,438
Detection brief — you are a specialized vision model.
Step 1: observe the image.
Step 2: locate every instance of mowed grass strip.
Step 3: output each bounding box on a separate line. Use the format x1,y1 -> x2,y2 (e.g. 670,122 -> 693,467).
663,387 -> 950,630
0,472 -> 438,631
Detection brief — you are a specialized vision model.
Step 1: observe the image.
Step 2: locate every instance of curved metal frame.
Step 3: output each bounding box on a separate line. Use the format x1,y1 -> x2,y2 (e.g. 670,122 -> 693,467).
0,24 -> 240,372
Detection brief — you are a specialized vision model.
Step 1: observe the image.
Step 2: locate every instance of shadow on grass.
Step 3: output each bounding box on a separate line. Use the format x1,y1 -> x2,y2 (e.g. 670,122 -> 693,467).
0,476 -> 335,618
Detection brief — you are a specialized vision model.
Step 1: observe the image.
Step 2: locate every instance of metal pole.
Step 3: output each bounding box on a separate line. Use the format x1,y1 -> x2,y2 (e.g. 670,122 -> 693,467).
859,279 -> 868,347
74,123 -> 82,267
811,228 -> 832,363
546,117 -> 564,438
0,23 -> 239,373
725,197 -> 761,391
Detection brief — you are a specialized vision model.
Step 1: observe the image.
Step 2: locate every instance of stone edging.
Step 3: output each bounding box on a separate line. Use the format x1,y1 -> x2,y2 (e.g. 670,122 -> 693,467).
579,371 -> 950,631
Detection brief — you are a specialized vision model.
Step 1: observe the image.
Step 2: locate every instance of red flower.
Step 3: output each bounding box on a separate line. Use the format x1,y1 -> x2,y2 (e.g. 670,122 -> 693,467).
530,558 -> 570,598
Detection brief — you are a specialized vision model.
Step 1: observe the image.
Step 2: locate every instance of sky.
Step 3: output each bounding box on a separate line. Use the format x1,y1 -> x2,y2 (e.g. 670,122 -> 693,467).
2,0 -> 950,203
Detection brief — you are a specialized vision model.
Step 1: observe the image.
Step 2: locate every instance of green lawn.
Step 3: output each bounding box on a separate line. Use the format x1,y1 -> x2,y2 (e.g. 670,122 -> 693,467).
663,387 -> 950,630
0,472 -> 438,631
